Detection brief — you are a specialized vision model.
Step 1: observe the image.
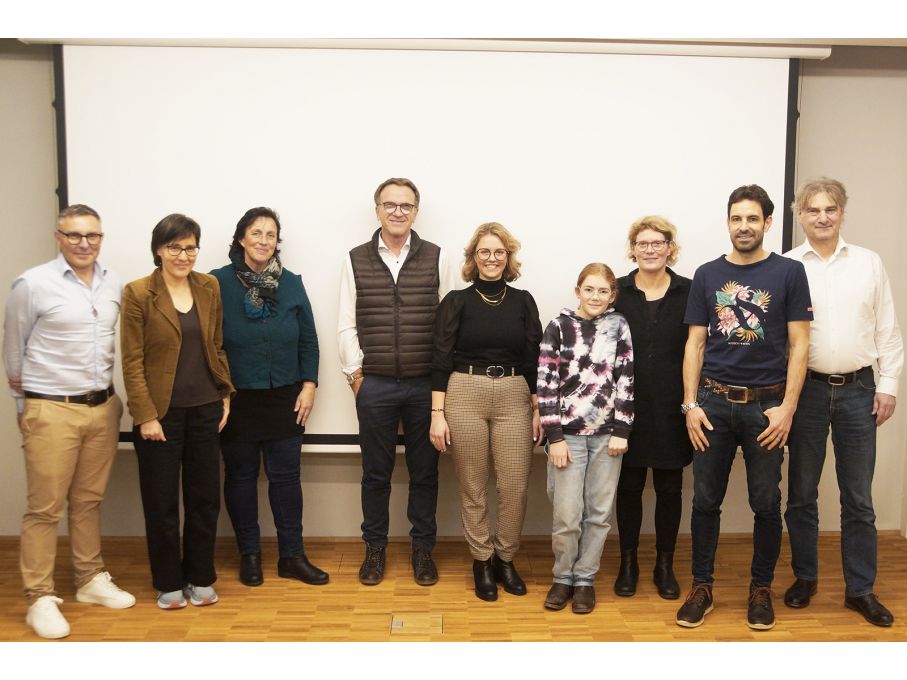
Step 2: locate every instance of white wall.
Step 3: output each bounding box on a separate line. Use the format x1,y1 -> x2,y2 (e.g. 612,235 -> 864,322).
796,46 -> 907,537
2,42 -> 905,545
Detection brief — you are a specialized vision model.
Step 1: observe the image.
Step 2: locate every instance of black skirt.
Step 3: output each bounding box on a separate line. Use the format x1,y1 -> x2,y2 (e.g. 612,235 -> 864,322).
219,382 -> 304,443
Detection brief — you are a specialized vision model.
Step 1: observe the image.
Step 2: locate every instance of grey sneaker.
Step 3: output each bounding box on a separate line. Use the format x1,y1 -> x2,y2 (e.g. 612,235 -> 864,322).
676,583 -> 714,628
183,583 -> 218,607
156,589 -> 187,610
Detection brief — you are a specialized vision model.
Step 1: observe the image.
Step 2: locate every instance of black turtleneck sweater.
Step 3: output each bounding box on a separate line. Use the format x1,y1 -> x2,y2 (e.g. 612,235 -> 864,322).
431,278 -> 542,392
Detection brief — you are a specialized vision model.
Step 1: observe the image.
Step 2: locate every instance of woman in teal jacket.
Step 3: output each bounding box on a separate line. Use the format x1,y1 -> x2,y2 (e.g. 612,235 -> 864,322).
210,207 -> 328,588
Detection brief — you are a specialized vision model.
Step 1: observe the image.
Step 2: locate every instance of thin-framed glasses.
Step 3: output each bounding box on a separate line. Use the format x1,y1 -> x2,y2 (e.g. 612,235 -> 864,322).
380,202 -> 416,215
475,248 -> 509,261
165,244 -> 200,258
57,230 -> 103,245
632,239 -> 670,253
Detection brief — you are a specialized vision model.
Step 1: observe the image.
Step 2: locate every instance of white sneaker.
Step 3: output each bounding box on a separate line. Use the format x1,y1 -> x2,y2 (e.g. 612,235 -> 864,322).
26,595 -> 71,639
76,571 -> 136,609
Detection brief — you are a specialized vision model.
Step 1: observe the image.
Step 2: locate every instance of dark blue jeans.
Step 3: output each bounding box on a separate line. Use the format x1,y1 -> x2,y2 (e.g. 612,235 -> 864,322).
785,371 -> 878,596
221,435 -> 306,559
690,386 -> 783,585
134,400 -> 222,593
355,375 -> 439,551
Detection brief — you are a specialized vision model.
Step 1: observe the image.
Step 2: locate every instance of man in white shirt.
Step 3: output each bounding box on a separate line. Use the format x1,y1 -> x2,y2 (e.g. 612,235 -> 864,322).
784,177 -> 903,627
337,178 -> 456,586
3,205 -> 135,639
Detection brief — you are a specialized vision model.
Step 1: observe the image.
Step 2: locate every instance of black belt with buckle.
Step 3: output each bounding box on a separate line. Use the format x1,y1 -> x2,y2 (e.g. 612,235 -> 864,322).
806,366 -> 872,386
24,386 -> 115,407
700,376 -> 785,403
453,364 -> 522,378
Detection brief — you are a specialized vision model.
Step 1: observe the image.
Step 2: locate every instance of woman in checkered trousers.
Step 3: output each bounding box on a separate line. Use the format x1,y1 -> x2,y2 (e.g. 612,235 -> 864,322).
430,222 -> 544,602
537,263 -> 634,614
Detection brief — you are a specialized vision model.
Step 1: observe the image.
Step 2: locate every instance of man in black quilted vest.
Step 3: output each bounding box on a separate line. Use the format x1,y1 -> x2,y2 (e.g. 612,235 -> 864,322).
338,178 -> 456,586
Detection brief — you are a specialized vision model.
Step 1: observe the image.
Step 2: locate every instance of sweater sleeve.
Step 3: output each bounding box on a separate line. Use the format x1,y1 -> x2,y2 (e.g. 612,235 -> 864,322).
611,314 -> 634,438
431,290 -> 464,392
537,318 -> 564,443
295,274 -> 320,385
522,290 -> 543,394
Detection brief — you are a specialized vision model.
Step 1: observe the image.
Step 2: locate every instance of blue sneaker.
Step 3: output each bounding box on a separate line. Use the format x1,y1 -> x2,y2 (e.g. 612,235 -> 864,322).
156,590 -> 187,610
183,584 -> 218,606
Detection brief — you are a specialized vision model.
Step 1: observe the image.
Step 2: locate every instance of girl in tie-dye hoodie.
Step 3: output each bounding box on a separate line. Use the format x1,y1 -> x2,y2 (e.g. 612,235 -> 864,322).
537,262 -> 634,614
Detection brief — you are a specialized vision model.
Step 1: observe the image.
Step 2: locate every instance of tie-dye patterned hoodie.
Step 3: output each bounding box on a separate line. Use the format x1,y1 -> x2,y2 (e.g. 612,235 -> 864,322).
537,307 -> 634,443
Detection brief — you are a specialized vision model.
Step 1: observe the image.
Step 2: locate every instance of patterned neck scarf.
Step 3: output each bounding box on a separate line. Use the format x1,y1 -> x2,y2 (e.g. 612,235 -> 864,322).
230,248 -> 282,319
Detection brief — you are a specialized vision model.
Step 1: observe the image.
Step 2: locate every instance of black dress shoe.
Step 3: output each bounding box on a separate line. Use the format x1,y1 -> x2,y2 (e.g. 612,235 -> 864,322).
239,553 -> 263,586
845,593 -> 894,627
653,551 -> 680,600
278,555 -> 329,585
473,558 -> 498,601
492,554 -> 527,596
572,585 -> 596,614
412,547 -> 439,586
543,583 -> 574,611
358,543 -> 386,586
614,549 -> 639,597
783,578 -> 817,608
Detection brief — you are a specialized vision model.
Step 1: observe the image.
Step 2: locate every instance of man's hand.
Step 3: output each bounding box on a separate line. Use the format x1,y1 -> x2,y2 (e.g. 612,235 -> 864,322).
8,376 -> 22,392
686,407 -> 713,452
350,377 -> 363,398
548,440 -> 572,468
873,393 -> 896,427
756,402 -> 795,450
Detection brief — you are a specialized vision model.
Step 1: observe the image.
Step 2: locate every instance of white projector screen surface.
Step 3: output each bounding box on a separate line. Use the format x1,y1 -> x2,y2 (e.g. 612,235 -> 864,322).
62,45 -> 791,449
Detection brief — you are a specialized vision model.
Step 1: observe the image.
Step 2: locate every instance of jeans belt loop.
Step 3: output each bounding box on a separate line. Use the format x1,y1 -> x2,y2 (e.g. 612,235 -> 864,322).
486,365 -> 506,378
725,385 -> 749,403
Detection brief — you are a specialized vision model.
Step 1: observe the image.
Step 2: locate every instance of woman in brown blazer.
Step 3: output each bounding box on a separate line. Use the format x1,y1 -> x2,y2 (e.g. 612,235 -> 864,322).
121,214 -> 234,610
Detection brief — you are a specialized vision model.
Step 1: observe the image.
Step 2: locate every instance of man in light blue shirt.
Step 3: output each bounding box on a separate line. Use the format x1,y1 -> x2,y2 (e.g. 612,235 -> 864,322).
3,204 -> 135,639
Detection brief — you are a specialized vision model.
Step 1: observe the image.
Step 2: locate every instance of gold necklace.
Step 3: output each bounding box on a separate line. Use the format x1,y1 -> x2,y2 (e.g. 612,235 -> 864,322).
475,285 -> 507,306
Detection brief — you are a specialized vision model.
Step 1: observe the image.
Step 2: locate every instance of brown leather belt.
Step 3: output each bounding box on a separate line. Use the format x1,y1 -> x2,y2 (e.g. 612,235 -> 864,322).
806,366 -> 871,386
700,376 -> 784,403
24,386 -> 115,407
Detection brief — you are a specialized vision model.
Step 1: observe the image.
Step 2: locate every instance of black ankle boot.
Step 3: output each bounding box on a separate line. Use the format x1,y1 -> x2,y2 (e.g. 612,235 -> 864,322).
473,558 -> 498,601
614,549 -> 639,597
653,550 -> 680,600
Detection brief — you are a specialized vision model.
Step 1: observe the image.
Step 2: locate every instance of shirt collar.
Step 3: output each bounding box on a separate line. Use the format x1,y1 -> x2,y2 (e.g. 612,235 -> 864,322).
53,252 -> 107,280
800,235 -> 848,261
377,232 -> 411,253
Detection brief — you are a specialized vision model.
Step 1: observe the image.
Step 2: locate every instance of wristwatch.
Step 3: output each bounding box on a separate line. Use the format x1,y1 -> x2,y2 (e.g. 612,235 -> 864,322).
346,369 -> 364,385
680,401 -> 700,414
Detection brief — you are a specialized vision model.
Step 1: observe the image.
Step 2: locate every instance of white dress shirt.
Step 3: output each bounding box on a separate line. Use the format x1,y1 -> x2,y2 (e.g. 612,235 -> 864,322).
337,231 -> 457,375
3,253 -> 122,412
786,237 -> 903,396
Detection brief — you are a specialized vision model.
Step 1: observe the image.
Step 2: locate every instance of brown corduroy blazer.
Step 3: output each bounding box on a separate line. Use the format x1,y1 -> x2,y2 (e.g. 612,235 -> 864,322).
121,268 -> 234,425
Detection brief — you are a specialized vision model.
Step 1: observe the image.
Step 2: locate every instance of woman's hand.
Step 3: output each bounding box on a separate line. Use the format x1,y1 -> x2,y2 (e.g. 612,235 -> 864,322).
295,382 -> 316,425
218,397 -> 230,433
532,408 -> 543,446
608,436 -> 628,456
548,440 -> 572,468
430,413 -> 451,453
139,418 -> 166,441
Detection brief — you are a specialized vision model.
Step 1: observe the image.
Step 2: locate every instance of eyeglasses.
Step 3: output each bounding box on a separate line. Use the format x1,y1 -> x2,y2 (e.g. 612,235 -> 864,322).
380,202 -> 416,215
475,248 -> 509,261
165,245 -> 200,258
632,239 -> 670,253
57,230 -> 103,245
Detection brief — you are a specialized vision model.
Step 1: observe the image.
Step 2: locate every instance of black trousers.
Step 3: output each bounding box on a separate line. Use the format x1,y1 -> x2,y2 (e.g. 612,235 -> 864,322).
616,466 -> 683,553
355,375 -> 439,551
134,400 -> 222,592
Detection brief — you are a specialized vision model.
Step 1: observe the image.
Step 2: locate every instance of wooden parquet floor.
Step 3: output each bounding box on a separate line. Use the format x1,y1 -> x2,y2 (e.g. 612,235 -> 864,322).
2,533 -> 906,642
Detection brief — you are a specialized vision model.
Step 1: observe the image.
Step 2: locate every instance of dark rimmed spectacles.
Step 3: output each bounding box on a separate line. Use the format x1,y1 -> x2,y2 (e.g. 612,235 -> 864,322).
380,202 -> 416,215
475,248 -> 509,261
165,245 -> 200,258
57,230 -> 103,245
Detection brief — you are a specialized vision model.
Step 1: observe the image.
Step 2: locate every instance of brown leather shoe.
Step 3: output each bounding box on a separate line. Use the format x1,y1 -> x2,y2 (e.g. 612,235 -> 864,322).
358,543 -> 385,586
412,547 -> 438,586
572,585 -> 596,614
783,578 -> 817,608
845,593 -> 894,627
544,583 -> 574,611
